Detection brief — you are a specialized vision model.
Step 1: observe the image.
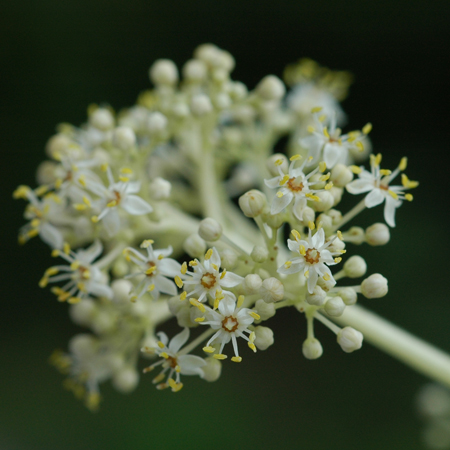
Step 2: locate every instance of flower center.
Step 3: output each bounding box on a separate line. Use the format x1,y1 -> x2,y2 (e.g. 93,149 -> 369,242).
201,272 -> 217,290
222,316 -> 239,332
113,190 -> 122,204
146,261 -> 156,277
287,177 -> 304,193
166,355 -> 178,369
305,248 -> 320,264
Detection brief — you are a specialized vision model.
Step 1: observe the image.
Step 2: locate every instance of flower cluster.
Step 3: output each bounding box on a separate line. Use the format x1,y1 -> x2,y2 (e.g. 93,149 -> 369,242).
16,43 -> 432,411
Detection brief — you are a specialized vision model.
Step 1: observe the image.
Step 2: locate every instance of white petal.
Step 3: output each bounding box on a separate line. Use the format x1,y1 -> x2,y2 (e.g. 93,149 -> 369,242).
88,282 -> 113,299
264,176 -> 282,189
323,142 -> 342,168
158,258 -> 181,277
287,239 -> 300,253
80,239 -> 103,264
121,195 -> 153,215
178,355 -> 206,375
218,296 -> 236,316
125,181 -> 141,194
168,328 -> 190,353
209,247 -> 221,269
384,195 -> 401,227
156,332 -> 169,346
154,275 -> 178,296
307,268 -> 319,293
277,261 -> 305,275
39,222 -> 63,249
102,209 -> 120,236
365,189 -> 385,208
311,228 -> 325,248
220,271 -> 243,288
346,179 -> 374,195
270,191 -> 293,214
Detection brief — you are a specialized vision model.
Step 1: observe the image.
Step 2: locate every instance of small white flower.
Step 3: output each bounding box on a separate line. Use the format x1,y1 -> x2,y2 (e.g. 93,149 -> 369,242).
278,227 -> 342,294
346,154 -> 418,227
124,240 -> 181,301
180,247 -> 243,304
199,295 -> 259,362
143,328 -> 206,392
39,240 -> 113,303
264,154 -> 327,220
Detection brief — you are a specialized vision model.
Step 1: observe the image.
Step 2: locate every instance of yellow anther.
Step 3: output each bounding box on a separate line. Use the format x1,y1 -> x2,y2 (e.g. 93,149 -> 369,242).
143,366 -> 154,373
73,204 -> 87,211
388,190 -> 398,200
311,106 -> 323,113
101,163 -> 108,172
279,175 -> 290,185
181,262 -> 187,275
38,277 -> 48,288
334,257 -> 342,264
119,176 -> 129,183
299,245 -> 306,256
304,270 -> 309,278
337,230 -> 343,240
307,125 -> 315,133
45,267 -> 59,277
355,141 -> 364,152
157,341 -> 165,349
291,229 -> 301,241
145,266 -> 156,275
340,249 -> 347,254
27,229 -> 39,238
231,356 -> 242,363
401,174 -> 419,189
405,193 -> 413,201
213,298 -> 220,310
78,176 -> 86,187
35,185 -> 49,196
140,239 -> 154,248
13,185 -> 30,199
77,282 -> 87,292
190,299 -> 206,313
319,161 -> 327,173
362,123 -> 372,134
249,331 -> 256,342
51,249 -> 60,257
68,297 -> 82,304
82,197 -> 91,207
213,354 -> 228,360
91,216 -> 99,223
175,365 -> 181,373
284,261 -> 292,268
30,218 -> 41,228
203,346 -> 215,353
205,249 -> 213,260
152,373 -> 165,384
219,270 -> 227,280
323,273 -> 330,281
276,191 -> 284,198
70,260 -> 81,270
147,284 -> 155,292
248,343 -> 257,353
195,317 -> 205,322
249,311 -> 260,321
275,159 -> 283,166
158,254 -> 164,260
212,264 -> 219,271
120,167 -> 133,174
305,193 -> 320,202
290,154 -> 302,161
180,291 -> 187,301
189,260 -> 197,266
160,352 -> 169,359
318,114 -> 326,122
130,295 -> 138,303
319,173 -> 330,181
325,182 -> 333,190
174,276 -> 183,288
107,200 -> 117,208
323,127 -> 330,139
350,165 -> 362,174
171,381 -> 184,393
308,156 -> 314,162
399,157 -> 408,171
308,221 -> 315,230
237,295 -> 245,308
63,242 -> 70,255
375,153 -> 382,166
215,290 -> 224,301
380,169 -> 392,176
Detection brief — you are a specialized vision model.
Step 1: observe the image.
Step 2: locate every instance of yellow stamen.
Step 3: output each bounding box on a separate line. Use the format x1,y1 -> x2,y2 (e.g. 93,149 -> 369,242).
68,297 -> 82,304
140,239 -> 154,248
276,191 -> 284,198
319,173 -> 330,181
290,154 -> 302,161
237,295 -> 244,308
203,346 -> 215,353
337,230 -> 343,240
205,249 -> 213,260
121,167 -> 133,174
323,273 -> 330,281
319,161 -> 327,173
325,182 -> 333,190
190,299 -> 206,313
248,343 -> 257,353
275,159 -> 283,166
231,356 -> 242,363
157,341 -> 165,349
70,260 -> 81,270
220,270 -> 226,279
195,317 -> 205,322
279,175 -> 290,185
307,125 -> 315,133
399,157 -> 408,171
291,229 -> 301,241
405,193 -> 413,201
308,221 -> 315,230
63,242 -> 70,255
362,123 -> 372,134
334,257 -> 342,263
311,106 -> 323,113
91,216 -> 99,223
160,352 -> 169,359
107,200 -> 117,208
401,174 -> 419,189
145,266 -> 156,275
380,169 -> 392,176
388,190 -> 398,200
119,176 -> 129,183
101,163 -> 108,172
180,291 -> 187,301
181,262 -> 187,275
299,245 -> 306,256
249,311 -> 260,320
174,276 -> 183,288
350,165 -> 362,174
356,141 -> 364,152
147,284 -> 155,292
213,354 -> 227,360
304,270 -> 309,278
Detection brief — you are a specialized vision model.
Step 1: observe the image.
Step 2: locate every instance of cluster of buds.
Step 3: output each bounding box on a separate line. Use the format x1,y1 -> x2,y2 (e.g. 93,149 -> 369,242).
15,44 -> 426,410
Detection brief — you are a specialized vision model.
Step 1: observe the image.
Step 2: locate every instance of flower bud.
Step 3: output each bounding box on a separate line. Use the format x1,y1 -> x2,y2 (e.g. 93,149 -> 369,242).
324,296 -> 346,317
317,276 -> 336,292
70,299 -> 97,326
90,108 -> 114,131
251,245 -> 268,263
149,177 -> 171,200
260,277 -> 284,303
112,258 -> 129,278
168,295 -> 185,316
300,206 -> 316,225
266,153 -> 288,176
344,255 -> 367,278
326,236 -> 345,253
337,327 -> 363,353
330,164 -> 354,187
316,214 -> 333,231
113,126 -> 136,150
91,310 -> 116,334
37,161 -> 58,185
256,75 -> 286,101
338,287 -> 358,306
327,209 -> 342,225
239,189 -> 267,217
365,223 -> 390,246
149,59 -> 178,86
229,81 -> 248,100
329,186 -> 344,206
198,218 -> 223,242
147,112 -> 168,135
191,94 -> 213,116
112,366 -> 139,393
69,334 -> 97,358
171,102 -> 190,118
263,212 -> 285,229
176,306 -> 197,328
202,356 -> 222,382
361,274 -> 388,298
213,93 -> 231,109
182,59 -> 207,82
254,299 -> 276,320
45,133 -> 72,158
219,248 -> 238,270
111,279 -> 133,304
302,338 -> 323,360
254,326 -> 274,351
183,234 -> 206,258
243,274 -> 263,293
305,285 -> 327,306
311,190 -> 334,212
346,226 -> 365,244
194,43 -> 221,66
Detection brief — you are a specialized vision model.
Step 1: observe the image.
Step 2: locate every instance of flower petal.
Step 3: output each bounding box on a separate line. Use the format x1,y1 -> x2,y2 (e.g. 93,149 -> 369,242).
270,191 -> 293,214
168,328 -> 190,353
346,178 -> 374,195
121,195 -> 153,215
323,142 -> 342,168
365,188 -> 385,208
220,271 -> 243,288
154,275 -> 178,296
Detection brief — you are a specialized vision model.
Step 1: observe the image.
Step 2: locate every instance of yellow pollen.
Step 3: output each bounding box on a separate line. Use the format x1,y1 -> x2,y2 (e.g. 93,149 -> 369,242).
362,123 -> 372,134
399,157 -> 408,171
291,229 -> 301,241
231,356 -> 242,363
323,127 -> 330,139
35,185 -> 49,196
147,284 -> 155,292
213,354 -> 227,360
248,343 -> 257,353
325,182 -> 333,190
107,200 -> 117,208
195,317 -> 205,322
401,174 -> 419,189
91,216 -> 99,223
189,260 -> 197,266
276,192 -> 284,198
280,175 -> 290,185
284,261 -> 292,268
145,266 -> 156,275
249,311 -> 260,320
68,297 -> 82,304
311,106 -> 323,113
212,264 -> 219,271
157,341 -> 165,349
319,161 -> 327,173
307,125 -> 315,133
101,163 -> 108,172
356,141 -> 364,151
350,165 -> 362,174
388,190 -> 398,200
220,270 -> 226,279
318,114 -> 326,122
299,245 -> 306,256
63,243 -> 70,255
51,249 -> 60,257
190,299 -> 206,313
174,276 -> 183,288
337,230 -> 343,240
334,257 -> 342,263
237,295 -> 244,308
290,154 -> 302,161
305,193 -> 320,201
70,260 -> 81,270
30,218 -> 40,228
180,291 -> 187,301
205,249 -> 213,260
158,254 -> 164,260
275,159 -> 283,166
119,176 -> 129,182
308,221 -> 315,230
27,229 -> 39,238
405,193 -> 413,201
214,298 -> 220,310
78,176 -> 86,187
160,352 -> 169,359
73,204 -> 87,211
121,167 -> 133,174
320,173 -> 330,181
304,270 -> 309,278
181,262 -> 187,275
380,169 -> 392,176
323,273 -> 331,281
203,346 -> 215,353
140,239 -> 154,248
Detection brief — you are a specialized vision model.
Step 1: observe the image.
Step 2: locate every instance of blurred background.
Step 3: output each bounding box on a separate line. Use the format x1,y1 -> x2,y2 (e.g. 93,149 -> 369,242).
2,1 -> 450,449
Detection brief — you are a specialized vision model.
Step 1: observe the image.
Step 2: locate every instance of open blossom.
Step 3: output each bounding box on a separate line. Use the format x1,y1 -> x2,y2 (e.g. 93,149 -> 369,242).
39,240 -> 113,303
142,328 -> 206,392
124,240 -> 181,301
264,154 -> 329,220
89,165 -> 153,236
346,154 -> 418,227
179,247 -> 243,304
300,109 -> 371,168
278,227 -> 342,293
199,295 -> 259,362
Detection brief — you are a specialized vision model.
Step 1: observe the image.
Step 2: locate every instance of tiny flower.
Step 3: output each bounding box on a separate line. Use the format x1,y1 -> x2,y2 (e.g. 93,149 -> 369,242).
346,154 -> 418,227
124,240 -> 181,301
264,154 -> 328,220
199,295 -> 259,361
180,247 -> 243,305
142,328 -> 206,392
278,227 -> 342,294
39,240 -> 113,303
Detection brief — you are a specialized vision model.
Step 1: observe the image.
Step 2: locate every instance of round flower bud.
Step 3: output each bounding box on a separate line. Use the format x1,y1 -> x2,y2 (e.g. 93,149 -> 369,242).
92,148 -> 111,165
183,234 -> 206,258
149,177 -> 171,200
330,164 -> 354,187
254,299 -> 276,320
305,285 -> 327,306
91,311 -> 116,334
243,274 -> 263,293
112,258 -> 129,278
176,306 -> 197,328
324,296 -> 346,317
213,92 -> 231,109
317,276 -> 336,292
260,277 -> 284,303
327,209 -> 342,225
171,102 -> 190,118
256,75 -> 286,101
112,366 -> 139,393
111,279 -> 133,304
311,190 -> 334,212
190,94 -> 213,116
69,334 -> 97,358
238,189 -> 267,217
36,161 -> 58,185
329,186 -> 344,206
182,59 -> 207,82
232,104 -> 256,123
346,226 -> 365,244
254,326 -> 274,351
266,153 -> 288,176
344,255 -> 367,278
194,43 -> 221,66
147,112 -> 168,135
89,108 -> 114,131
361,274 -> 388,298
263,212 -> 285,229
198,218 -> 222,242
219,248 -> 238,270
338,287 -> 358,306
202,356 -> 222,382
228,81 -> 248,101
168,295 -> 185,316
299,206 -> 316,226
251,245 -> 268,263
316,213 -> 333,231
45,133 -> 72,158
337,327 -> 363,353
113,126 -> 136,150
216,50 -> 235,72
365,223 -> 390,246
149,59 -> 178,86
302,338 -> 323,360
69,299 -> 97,326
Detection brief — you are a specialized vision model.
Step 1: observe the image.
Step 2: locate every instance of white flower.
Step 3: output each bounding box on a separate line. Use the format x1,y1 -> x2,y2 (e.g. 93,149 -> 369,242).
180,247 -> 243,305
264,154 -> 328,220
89,165 -> 153,236
278,227 -> 342,294
346,154 -> 418,227
199,295 -> 259,362
39,240 -> 113,303
143,328 -> 206,392
124,239 -> 181,301
300,109 -> 370,168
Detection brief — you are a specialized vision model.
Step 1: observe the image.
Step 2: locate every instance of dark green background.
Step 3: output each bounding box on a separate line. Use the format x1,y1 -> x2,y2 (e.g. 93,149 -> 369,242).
2,1 -> 450,449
